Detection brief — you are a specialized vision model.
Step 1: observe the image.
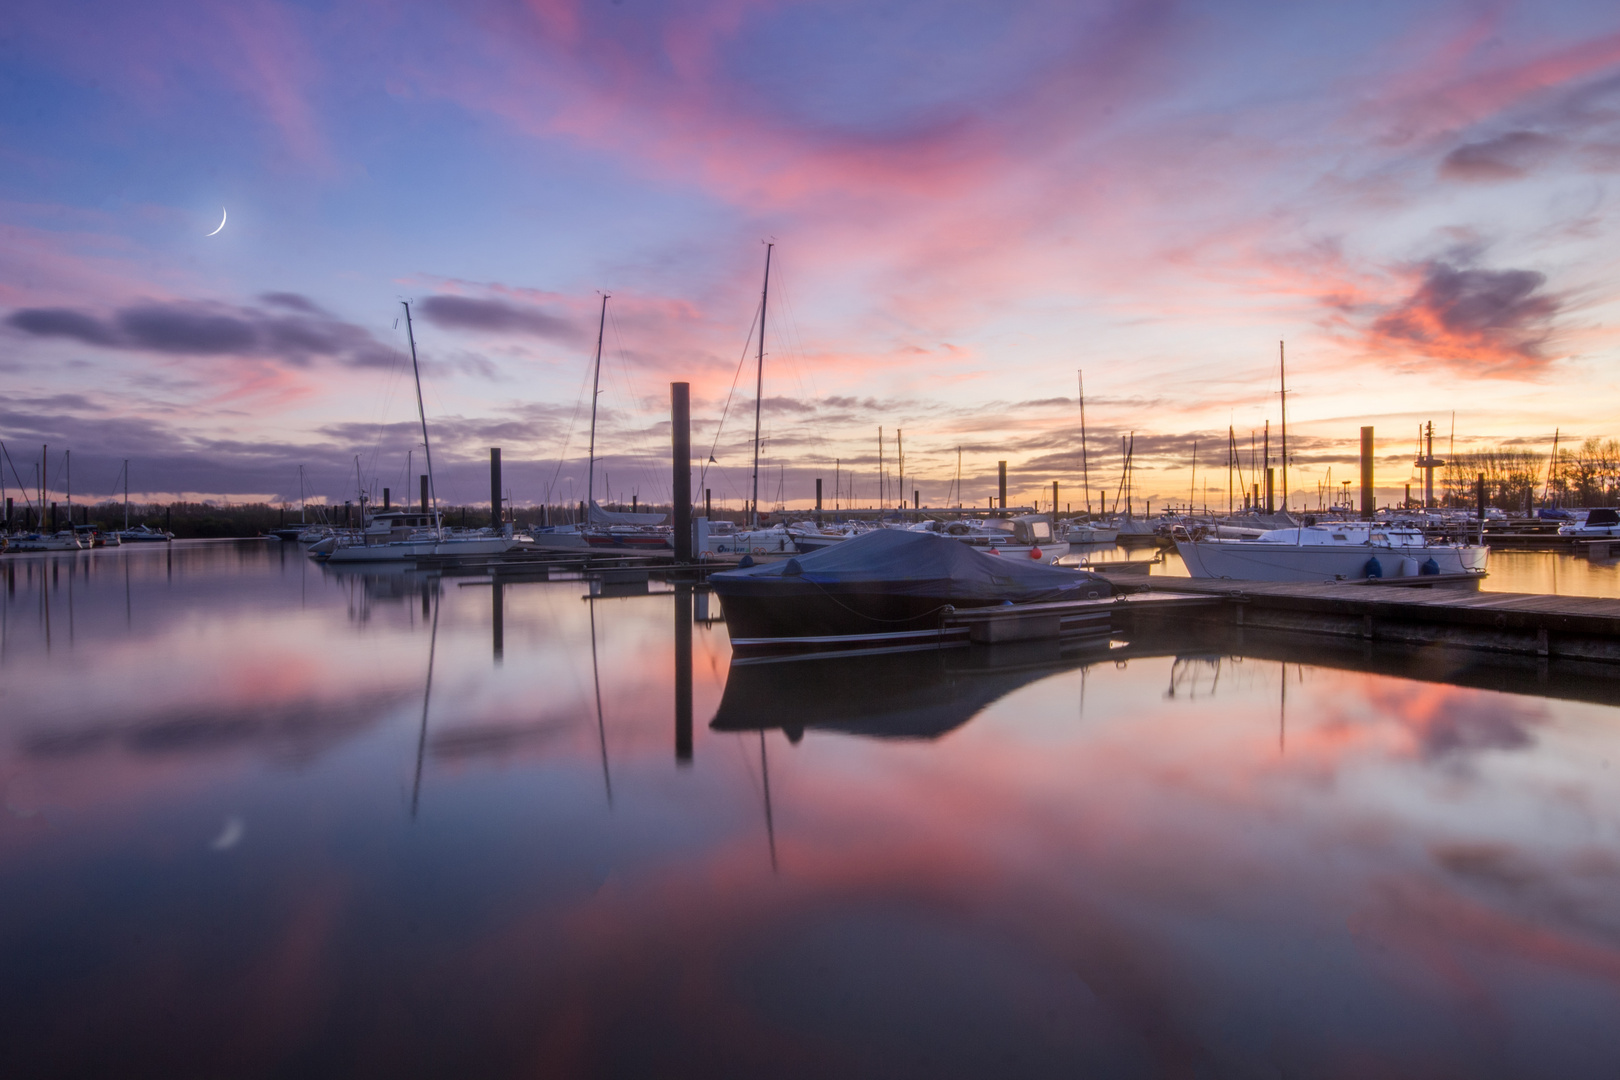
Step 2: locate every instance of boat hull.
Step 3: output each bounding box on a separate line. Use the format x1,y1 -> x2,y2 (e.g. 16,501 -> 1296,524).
585,532 -> 673,551
714,582 -> 1008,641
1174,539 -> 1488,582
324,536 -> 517,562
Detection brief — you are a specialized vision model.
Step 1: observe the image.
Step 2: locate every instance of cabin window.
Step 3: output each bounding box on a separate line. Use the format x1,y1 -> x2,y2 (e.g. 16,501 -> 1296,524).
1030,521 -> 1051,540
1332,533 -> 1347,541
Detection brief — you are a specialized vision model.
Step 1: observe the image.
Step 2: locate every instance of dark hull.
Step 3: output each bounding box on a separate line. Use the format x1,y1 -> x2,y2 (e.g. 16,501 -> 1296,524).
714,581 -> 1042,641
585,533 -> 672,550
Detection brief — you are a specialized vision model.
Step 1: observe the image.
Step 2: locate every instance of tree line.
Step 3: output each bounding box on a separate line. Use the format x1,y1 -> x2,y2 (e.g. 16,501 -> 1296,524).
1440,437 -> 1620,510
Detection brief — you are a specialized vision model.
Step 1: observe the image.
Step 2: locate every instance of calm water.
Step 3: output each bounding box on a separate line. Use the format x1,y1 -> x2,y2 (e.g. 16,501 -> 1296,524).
4,543 -> 1620,1078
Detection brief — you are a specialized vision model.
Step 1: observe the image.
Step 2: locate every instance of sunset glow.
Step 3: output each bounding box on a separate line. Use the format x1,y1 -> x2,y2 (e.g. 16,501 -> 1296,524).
4,1 -> 1619,511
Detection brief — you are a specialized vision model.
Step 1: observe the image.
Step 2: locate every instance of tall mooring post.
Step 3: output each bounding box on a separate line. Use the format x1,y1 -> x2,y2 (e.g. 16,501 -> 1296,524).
815,478 -> 822,511
420,474 -> 429,514
1264,469 -> 1275,514
671,382 -> 692,563
489,448 -> 502,528
1359,427 -> 1375,519
1051,481 -> 1058,514
998,461 -> 1007,510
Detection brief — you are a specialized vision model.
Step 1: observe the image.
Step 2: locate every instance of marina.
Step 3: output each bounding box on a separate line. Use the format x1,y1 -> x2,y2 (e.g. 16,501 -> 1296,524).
8,2 -> 1620,1072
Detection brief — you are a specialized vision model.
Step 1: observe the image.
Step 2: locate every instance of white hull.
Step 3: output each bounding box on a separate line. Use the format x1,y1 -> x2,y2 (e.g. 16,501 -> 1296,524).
5,535 -> 83,552
956,538 -> 1071,565
1063,526 -> 1119,545
324,536 -> 518,563
1175,539 -> 1488,582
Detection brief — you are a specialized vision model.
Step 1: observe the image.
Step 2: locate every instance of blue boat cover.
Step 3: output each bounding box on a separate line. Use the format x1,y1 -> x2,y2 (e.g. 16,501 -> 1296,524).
711,528 -> 1104,602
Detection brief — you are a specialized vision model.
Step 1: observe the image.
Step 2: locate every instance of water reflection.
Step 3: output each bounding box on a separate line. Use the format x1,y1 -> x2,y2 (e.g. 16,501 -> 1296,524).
3,542 -> 1620,1076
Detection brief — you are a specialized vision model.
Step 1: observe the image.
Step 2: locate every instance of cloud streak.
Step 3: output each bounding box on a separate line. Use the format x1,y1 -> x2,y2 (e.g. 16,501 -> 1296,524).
6,295 -> 401,369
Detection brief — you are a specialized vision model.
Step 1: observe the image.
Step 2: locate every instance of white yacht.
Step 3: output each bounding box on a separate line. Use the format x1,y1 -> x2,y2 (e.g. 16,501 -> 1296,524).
6,531 -> 84,552
115,525 -> 172,543
697,519 -> 797,558
1174,522 -> 1488,582
1558,508 -> 1620,538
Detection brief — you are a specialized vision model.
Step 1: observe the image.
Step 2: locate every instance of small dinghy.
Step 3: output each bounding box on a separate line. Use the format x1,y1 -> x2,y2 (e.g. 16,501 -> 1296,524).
711,528 -> 1112,652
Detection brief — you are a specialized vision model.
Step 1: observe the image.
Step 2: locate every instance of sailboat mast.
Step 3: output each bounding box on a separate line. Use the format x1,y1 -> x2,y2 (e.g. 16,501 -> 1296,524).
299,464 -> 306,525
401,301 -> 442,534
1279,340 -> 1288,513
123,459 -> 130,531
1078,370 -> 1090,515
587,293 -> 609,523
752,244 -> 772,527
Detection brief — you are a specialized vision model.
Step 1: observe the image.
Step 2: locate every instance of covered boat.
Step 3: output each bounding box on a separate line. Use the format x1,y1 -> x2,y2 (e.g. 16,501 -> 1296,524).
710,528 -> 1111,646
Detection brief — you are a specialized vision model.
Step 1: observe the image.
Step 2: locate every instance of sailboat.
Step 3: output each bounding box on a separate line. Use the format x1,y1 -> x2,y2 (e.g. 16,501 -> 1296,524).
1060,370 -> 1117,545
697,243 -> 796,560
324,302 -> 524,563
528,294 -> 671,552
268,466 -> 312,542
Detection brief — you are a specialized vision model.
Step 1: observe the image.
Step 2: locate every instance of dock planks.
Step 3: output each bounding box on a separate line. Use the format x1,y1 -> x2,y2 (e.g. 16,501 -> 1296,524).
1134,576 -> 1620,661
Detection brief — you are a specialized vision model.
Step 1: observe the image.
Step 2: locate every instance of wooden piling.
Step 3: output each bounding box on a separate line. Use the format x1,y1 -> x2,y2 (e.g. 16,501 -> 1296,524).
672,382 -> 692,563
1359,427 -> 1374,519
490,448 -> 502,528
998,461 -> 1007,510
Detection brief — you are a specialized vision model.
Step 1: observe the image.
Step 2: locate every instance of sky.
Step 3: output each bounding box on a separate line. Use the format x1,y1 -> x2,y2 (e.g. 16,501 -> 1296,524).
2,0 -> 1619,514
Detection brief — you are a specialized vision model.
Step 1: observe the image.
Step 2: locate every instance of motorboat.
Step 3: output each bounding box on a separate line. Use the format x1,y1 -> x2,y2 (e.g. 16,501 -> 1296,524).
1173,522 -> 1488,582
698,519 -> 797,557
785,521 -> 866,552
1059,519 -> 1119,545
1558,508 -> 1620,538
914,514 -> 1070,565
115,525 -> 173,543
711,528 -> 1111,648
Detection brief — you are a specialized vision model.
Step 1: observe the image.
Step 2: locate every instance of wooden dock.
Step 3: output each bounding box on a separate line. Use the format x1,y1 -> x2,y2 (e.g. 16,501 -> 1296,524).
1126,576 -> 1620,662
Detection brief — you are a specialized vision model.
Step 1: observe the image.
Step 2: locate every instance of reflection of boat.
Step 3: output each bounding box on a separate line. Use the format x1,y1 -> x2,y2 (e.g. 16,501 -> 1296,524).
711,529 -> 1111,645
711,641 -> 1096,741
1174,522 -> 1488,582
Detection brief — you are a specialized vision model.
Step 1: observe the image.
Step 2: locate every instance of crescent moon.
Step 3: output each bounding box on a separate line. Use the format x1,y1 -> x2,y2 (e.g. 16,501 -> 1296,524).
205,208 -> 227,237
210,815 -> 244,850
